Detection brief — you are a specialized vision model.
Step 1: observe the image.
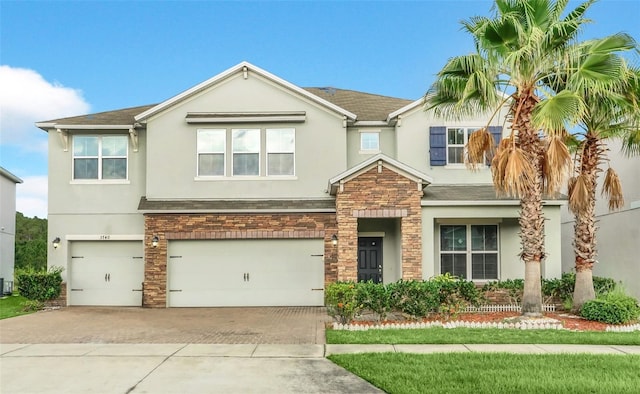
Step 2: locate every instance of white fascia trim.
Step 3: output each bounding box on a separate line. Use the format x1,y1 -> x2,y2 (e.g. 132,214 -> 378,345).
134,61 -> 357,122
139,209 -> 336,214
51,124 -> 135,130
387,97 -> 424,121
421,200 -> 566,206
35,122 -> 56,130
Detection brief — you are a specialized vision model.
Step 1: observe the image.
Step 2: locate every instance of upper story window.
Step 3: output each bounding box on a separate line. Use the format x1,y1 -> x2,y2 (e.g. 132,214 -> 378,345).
232,129 -> 260,176
447,127 -> 481,165
429,126 -> 503,167
440,224 -> 498,280
73,135 -> 128,180
360,132 -> 380,152
266,128 -> 295,176
197,129 -> 225,176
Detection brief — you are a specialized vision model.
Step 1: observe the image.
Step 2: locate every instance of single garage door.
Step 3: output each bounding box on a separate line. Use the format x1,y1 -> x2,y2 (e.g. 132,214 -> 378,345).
69,241 -> 144,306
168,239 -> 324,307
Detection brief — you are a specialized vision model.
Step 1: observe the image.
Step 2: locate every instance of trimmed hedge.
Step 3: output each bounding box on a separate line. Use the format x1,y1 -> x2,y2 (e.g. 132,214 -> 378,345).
15,266 -> 64,302
580,288 -> 640,325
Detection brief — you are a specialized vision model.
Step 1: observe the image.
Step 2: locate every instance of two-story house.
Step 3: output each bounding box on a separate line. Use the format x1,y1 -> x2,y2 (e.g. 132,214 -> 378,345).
0,167 -> 23,294
37,62 -> 564,308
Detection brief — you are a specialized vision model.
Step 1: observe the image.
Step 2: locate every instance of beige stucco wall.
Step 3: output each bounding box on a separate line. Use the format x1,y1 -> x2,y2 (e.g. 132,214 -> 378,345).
346,127 -> 396,167
144,71 -> 347,200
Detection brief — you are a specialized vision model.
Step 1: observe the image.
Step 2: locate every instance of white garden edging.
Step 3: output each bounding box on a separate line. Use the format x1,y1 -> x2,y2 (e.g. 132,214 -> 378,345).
605,323 -> 640,332
333,319 -> 565,331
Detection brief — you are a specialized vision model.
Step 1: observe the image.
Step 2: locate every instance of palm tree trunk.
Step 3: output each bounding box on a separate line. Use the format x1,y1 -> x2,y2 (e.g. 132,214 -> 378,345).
572,136 -> 599,311
515,93 -> 545,317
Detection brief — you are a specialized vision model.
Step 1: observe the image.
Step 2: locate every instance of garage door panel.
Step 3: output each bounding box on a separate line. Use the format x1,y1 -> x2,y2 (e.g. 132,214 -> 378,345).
168,239 -> 324,307
69,241 -> 144,306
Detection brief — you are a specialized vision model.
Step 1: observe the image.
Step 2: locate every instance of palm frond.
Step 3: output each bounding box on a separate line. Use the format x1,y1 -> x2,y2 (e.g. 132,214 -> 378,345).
532,90 -> 585,134
568,173 -> 590,214
543,135 -> 572,195
466,128 -> 496,170
492,138 -> 536,198
601,167 -> 624,211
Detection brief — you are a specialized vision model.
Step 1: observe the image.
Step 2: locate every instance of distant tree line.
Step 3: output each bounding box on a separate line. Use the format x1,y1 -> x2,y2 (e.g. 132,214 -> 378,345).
15,212 -> 47,271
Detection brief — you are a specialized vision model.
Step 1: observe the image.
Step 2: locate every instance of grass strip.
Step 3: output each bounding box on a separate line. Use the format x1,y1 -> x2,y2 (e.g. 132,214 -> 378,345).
0,294 -> 33,320
329,352 -> 640,394
327,327 -> 640,345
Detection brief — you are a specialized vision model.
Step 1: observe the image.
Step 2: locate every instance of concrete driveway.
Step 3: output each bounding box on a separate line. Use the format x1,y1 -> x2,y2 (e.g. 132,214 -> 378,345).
0,306 -> 330,344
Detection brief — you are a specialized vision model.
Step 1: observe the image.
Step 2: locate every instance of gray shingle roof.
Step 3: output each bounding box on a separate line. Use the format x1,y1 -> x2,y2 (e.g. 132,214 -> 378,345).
304,88 -> 413,121
38,104 -> 157,127
138,197 -> 336,212
423,185 -> 567,201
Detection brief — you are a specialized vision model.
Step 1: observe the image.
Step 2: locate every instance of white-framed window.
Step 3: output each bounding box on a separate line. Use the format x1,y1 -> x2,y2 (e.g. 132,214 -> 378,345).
197,129 -> 226,176
360,131 -> 380,152
266,128 -> 295,176
446,127 -> 481,165
232,129 -> 260,176
73,135 -> 128,180
440,224 -> 498,280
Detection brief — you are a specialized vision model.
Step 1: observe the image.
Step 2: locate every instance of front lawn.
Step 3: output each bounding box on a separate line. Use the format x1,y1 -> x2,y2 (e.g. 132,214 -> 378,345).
329,353 -> 640,394
0,294 -> 33,319
327,327 -> 640,345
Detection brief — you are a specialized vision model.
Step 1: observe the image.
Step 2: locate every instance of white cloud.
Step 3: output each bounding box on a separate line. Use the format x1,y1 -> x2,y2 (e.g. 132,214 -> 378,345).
0,65 -> 90,150
16,176 -> 48,219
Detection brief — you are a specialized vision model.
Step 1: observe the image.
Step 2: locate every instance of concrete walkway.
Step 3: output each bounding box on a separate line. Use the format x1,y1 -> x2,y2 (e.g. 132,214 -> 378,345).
2,343 -> 638,394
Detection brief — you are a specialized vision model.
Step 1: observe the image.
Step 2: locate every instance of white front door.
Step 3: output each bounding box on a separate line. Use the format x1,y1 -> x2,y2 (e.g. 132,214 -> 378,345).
168,239 -> 324,307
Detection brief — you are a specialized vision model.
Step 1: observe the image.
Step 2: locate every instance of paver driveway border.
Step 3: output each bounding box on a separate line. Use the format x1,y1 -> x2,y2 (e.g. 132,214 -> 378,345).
0,306 -> 330,344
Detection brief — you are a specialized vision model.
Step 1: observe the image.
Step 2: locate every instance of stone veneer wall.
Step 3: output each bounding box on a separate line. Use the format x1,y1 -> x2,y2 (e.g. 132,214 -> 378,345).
143,213 -> 336,308
335,166 -> 423,281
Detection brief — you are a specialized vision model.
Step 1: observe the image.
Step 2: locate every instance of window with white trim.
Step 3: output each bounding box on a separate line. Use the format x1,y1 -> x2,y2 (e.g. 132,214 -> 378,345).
266,128 -> 295,176
440,224 -> 498,280
232,129 -> 260,176
446,127 -> 481,164
73,135 -> 128,180
360,132 -> 380,152
197,129 -> 225,176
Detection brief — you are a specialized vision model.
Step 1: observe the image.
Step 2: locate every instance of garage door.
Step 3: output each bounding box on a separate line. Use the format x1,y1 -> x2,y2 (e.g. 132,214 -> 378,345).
168,239 -> 324,307
69,241 -> 144,306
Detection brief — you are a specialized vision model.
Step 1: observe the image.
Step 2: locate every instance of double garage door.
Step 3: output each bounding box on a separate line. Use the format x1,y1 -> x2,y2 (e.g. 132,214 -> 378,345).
168,239 -> 325,307
69,241 -> 144,306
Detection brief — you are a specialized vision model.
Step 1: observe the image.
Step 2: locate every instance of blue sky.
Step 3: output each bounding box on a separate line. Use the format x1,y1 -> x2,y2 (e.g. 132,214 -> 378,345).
1,0 -> 638,218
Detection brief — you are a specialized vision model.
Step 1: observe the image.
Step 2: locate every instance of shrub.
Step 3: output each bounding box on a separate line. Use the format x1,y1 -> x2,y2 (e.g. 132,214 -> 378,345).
15,266 -> 64,302
356,281 -> 393,322
580,286 -> 640,325
325,282 -> 361,324
391,280 -> 440,319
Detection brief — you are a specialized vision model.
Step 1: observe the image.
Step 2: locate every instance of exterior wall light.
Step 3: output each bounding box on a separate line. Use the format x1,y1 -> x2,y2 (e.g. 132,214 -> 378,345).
52,237 -> 61,249
331,234 -> 338,246
151,235 -> 159,248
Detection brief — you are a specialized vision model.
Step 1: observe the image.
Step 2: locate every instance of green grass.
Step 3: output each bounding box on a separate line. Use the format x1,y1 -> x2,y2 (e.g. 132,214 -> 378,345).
0,294 -> 33,319
329,353 -> 640,394
327,327 -> 640,345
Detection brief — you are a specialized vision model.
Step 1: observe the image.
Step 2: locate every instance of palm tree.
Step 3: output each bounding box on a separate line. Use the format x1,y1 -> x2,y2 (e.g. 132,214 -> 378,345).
567,63 -> 640,310
426,0 -> 630,316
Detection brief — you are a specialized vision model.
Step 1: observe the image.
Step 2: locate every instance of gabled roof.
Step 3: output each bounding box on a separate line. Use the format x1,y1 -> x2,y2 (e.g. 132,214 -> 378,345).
0,167 -> 23,184
328,153 -> 433,195
304,88 -> 412,122
135,61 -> 358,122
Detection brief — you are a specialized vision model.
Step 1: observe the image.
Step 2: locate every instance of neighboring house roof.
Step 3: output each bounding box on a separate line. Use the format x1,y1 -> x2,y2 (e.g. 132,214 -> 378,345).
138,197 -> 336,212
422,185 -> 566,205
328,153 -> 433,195
304,88 -> 413,122
0,167 -> 23,184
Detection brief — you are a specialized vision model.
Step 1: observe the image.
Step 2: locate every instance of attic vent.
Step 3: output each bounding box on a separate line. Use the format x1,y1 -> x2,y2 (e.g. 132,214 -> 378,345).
318,87 -> 336,95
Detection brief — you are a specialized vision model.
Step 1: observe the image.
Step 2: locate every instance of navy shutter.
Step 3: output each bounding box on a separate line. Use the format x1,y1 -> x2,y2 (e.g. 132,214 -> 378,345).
488,126 -> 503,145
487,126 -> 503,166
429,126 -> 447,166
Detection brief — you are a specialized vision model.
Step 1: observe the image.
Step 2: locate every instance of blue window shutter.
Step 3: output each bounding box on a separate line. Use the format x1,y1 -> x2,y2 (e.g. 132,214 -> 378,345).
429,126 -> 446,166
488,126 -> 503,145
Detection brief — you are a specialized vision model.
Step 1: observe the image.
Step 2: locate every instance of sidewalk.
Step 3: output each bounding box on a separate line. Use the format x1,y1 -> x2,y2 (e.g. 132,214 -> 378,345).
2,343 -> 638,393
